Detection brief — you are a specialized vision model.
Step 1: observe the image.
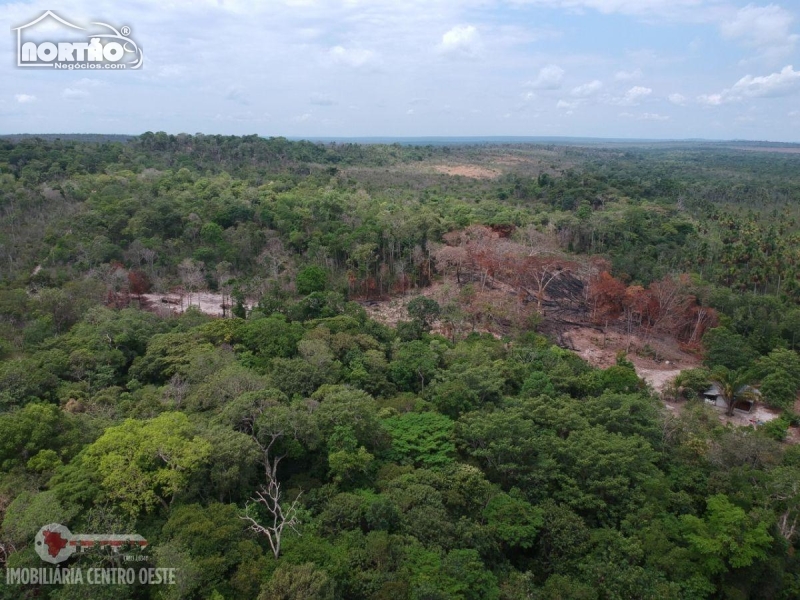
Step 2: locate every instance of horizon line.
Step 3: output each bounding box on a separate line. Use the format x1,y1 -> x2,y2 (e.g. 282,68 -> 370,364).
1,132 -> 799,146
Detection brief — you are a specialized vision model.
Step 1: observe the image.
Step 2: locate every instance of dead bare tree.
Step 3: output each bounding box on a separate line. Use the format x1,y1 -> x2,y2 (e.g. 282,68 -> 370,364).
513,255 -> 577,314
241,482 -> 302,560
178,258 -> 205,308
234,400 -> 315,559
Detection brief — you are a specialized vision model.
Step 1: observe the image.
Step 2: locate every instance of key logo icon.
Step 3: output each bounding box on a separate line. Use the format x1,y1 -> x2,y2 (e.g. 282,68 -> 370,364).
35,523 -> 148,564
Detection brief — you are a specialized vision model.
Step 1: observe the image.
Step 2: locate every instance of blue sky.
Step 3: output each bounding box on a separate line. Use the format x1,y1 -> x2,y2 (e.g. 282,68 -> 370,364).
1,0 -> 799,141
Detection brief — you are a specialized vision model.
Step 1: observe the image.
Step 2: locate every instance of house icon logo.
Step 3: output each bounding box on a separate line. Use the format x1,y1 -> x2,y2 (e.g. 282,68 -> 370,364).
12,10 -> 143,70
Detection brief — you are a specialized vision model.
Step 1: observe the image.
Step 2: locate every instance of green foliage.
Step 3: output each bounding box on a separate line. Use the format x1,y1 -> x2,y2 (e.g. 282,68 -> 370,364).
327,426 -> 375,484
674,367 -> 712,401
261,562 -> 335,600
128,332 -> 213,384
407,297 -> 441,330
482,492 -> 542,550
703,327 -> 758,371
0,137 -> 799,598
389,341 -> 440,393
0,402 -> 76,470
383,412 -> 455,467
759,416 -> 791,442
520,371 -> 556,398
296,265 -> 329,296
0,358 -> 58,406
599,364 -> 644,394
680,494 -> 772,576
1,490 -> 79,546
756,348 -> 800,410
82,412 -> 212,516
708,366 -> 760,416
238,315 -> 304,365
158,503 -> 266,599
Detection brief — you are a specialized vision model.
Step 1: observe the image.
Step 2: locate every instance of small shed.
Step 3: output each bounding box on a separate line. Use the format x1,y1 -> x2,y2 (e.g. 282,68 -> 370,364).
703,384 -> 760,413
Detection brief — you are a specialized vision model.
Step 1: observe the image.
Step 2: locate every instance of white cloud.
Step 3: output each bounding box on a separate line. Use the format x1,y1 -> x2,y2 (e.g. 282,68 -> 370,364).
526,65 -> 565,90
730,64 -> 800,98
0,0 -> 797,140
557,99 -> 581,110
668,93 -> 687,105
700,65 -> 800,105
614,68 -> 642,81
14,94 -> 36,104
507,0 -> 721,22
328,45 -> 377,68
438,24 -> 482,58
613,86 -> 652,105
721,4 -> 798,61
62,88 -> 90,100
571,80 -> 603,97
697,93 -> 724,106
620,111 -> 669,121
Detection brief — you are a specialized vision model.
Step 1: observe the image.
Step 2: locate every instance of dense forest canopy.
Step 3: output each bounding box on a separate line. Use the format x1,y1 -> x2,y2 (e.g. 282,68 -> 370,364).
1,133 -> 800,599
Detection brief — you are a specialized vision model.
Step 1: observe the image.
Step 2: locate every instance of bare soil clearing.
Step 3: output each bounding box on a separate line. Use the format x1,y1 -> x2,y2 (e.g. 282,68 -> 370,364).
561,325 -> 700,392
718,404 -> 781,426
432,165 -> 501,179
141,292 -> 252,317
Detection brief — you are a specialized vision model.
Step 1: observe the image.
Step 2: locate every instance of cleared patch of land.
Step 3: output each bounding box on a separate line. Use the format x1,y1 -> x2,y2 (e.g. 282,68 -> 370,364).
432,164 -> 501,179
141,292 -> 253,317
558,325 -> 700,392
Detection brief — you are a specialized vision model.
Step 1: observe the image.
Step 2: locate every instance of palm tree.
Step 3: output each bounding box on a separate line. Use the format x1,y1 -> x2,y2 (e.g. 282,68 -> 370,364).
709,366 -> 759,417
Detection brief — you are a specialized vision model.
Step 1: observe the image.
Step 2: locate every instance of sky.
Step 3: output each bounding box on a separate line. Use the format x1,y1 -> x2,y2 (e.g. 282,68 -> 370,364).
1,0 -> 800,141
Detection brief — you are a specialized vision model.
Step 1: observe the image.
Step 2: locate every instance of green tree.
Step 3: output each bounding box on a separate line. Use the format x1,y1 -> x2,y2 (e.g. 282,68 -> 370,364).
296,265 -> 328,295
407,297 -> 441,330
383,412 -> 455,467
260,562 -> 335,600
680,494 -> 772,577
1,491 -> 79,547
157,502 -> 266,600
327,425 -> 375,484
483,492 -> 542,550
83,412 -> 211,516
755,348 -> 800,410
0,359 -> 58,406
0,402 -> 74,469
389,341 -> 440,393
702,327 -> 757,371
